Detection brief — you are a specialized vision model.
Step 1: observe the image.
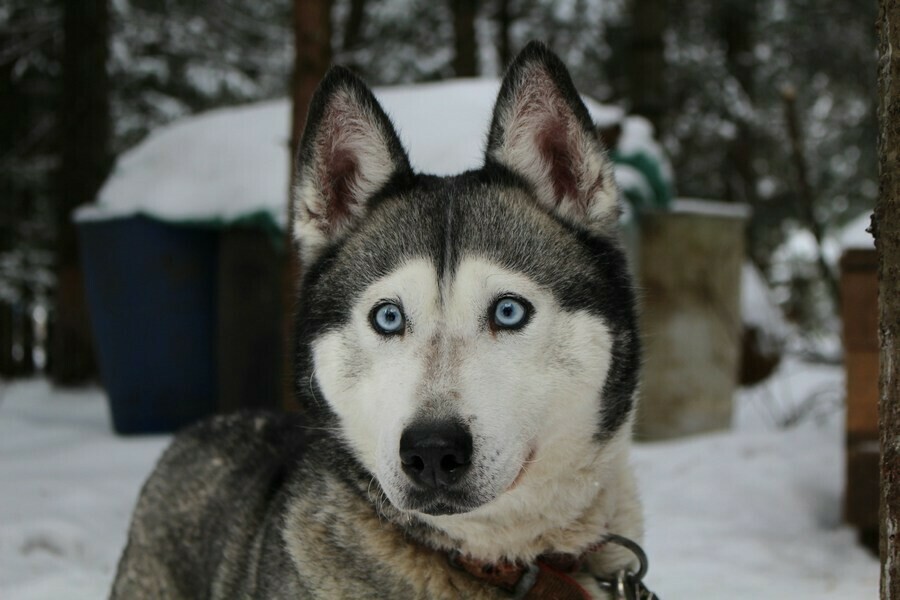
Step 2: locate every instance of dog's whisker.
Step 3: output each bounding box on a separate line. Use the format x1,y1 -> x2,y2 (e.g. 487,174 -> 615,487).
299,425 -> 343,433
306,372 -> 322,408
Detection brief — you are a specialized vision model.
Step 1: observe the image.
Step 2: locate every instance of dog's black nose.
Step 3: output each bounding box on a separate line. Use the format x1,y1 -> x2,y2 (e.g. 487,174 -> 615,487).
399,421 -> 473,489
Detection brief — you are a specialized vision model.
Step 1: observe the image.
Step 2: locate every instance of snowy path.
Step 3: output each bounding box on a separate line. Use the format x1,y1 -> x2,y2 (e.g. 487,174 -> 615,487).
0,364 -> 879,599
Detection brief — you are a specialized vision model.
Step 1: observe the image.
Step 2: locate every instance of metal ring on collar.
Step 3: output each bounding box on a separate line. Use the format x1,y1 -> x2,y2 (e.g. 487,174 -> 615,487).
601,533 -> 649,582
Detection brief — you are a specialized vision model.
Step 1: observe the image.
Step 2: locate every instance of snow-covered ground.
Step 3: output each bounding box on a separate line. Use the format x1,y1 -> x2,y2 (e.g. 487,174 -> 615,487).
0,358 -> 879,599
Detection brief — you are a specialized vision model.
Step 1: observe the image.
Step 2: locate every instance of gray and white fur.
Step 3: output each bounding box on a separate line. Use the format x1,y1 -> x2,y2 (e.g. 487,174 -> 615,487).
111,41 -> 643,599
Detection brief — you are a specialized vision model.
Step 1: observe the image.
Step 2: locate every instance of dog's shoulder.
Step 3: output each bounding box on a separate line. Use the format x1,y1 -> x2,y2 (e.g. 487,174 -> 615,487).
153,411 -> 311,490
172,410 -> 310,459
113,412 -> 316,599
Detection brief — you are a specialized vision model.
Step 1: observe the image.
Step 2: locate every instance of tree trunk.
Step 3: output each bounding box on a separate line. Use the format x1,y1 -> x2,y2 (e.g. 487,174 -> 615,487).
53,0 -> 112,385
285,0 -> 331,410
341,0 -> 367,55
718,0 -> 757,205
782,87 -> 841,306
627,0 -> 667,136
337,0 -> 367,74
876,0 -> 900,597
291,0 -> 332,160
450,0 -> 479,77
493,0 -> 513,70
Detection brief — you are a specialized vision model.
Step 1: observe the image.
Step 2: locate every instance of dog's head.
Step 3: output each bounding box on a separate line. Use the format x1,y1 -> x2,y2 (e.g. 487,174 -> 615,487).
292,42 -> 639,518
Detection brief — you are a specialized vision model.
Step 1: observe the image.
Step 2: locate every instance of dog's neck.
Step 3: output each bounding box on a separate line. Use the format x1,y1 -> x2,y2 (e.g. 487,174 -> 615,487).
448,540 -> 608,598
406,427 -> 642,567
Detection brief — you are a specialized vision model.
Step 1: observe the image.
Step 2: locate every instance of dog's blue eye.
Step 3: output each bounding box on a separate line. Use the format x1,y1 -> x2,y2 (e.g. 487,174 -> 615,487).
371,302 -> 405,335
492,297 -> 530,330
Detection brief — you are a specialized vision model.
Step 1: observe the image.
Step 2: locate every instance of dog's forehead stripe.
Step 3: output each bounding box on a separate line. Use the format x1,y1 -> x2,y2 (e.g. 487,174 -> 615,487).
301,169 -> 638,436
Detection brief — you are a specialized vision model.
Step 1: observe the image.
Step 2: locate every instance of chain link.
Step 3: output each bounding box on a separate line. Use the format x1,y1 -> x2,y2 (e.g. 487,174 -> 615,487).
592,534 -> 660,600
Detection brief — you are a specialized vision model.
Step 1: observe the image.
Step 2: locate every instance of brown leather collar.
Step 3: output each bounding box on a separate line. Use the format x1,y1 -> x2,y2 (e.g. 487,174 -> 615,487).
449,543 -> 605,599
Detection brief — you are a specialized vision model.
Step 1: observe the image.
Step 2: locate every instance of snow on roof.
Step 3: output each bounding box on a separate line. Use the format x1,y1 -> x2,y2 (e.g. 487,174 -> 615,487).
839,211 -> 874,250
76,79 -> 649,227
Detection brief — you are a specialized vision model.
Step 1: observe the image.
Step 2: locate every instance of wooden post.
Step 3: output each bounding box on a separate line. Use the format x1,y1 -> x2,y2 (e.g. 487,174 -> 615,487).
876,0 -> 900,596
841,249 -> 880,552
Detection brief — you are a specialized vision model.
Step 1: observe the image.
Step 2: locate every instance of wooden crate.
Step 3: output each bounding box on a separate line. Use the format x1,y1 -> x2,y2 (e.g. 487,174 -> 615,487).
840,248 -> 879,549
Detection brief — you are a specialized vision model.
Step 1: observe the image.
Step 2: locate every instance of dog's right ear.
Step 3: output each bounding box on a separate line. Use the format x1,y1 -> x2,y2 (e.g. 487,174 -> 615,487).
292,67 -> 412,263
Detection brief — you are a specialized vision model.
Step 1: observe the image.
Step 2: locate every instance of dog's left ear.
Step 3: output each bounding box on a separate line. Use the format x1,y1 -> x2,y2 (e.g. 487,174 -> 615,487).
293,66 -> 412,263
485,42 -> 619,231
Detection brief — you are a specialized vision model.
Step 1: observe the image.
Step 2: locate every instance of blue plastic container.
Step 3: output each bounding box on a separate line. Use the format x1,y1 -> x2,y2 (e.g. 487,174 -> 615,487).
78,216 -> 218,434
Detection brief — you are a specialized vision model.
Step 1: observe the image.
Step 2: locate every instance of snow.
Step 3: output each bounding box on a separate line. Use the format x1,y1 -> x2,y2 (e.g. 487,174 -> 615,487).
0,361 -> 879,599
75,99 -> 291,227
671,198 -> 752,219
741,261 -> 789,350
772,226 -> 843,270
617,115 -> 674,187
840,211 -> 874,250
75,79 -> 655,227
0,381 -> 167,599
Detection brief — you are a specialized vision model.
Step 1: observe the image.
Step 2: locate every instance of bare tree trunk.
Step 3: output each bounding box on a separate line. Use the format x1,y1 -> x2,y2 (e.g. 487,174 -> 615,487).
450,0 -> 479,77
341,0 -> 367,55
627,0 -> 667,136
292,0 -> 332,161
336,0 -> 367,75
718,0 -> 758,206
493,0 -> 513,70
284,0 -> 331,410
53,0 -> 111,385
877,0 -> 900,597
781,87 -> 841,306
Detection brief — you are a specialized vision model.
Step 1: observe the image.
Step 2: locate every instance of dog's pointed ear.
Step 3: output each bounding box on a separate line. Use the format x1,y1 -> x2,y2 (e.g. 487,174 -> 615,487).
293,67 -> 412,262
485,42 -> 619,231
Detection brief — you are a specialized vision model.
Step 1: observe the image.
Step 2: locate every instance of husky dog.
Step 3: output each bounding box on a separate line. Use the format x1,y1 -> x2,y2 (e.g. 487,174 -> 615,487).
112,42 -> 643,599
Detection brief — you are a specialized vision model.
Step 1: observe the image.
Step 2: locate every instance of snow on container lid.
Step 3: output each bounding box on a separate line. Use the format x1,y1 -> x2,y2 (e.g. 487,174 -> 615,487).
75,99 -> 291,233
839,211 -> 874,250
75,79 -> 662,228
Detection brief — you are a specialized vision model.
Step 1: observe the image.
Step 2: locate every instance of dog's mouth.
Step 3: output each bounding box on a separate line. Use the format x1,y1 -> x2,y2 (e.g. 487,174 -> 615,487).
506,447 -> 537,492
400,446 -> 537,515
414,500 -> 473,516
403,489 -> 481,516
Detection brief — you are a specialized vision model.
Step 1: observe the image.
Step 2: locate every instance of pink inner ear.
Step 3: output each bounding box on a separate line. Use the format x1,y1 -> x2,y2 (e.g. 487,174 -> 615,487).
321,145 -> 359,231
505,67 -> 602,216
312,98 -> 364,234
536,118 -> 581,210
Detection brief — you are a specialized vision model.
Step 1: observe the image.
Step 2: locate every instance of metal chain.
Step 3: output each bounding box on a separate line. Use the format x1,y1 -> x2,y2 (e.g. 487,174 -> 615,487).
592,534 -> 661,600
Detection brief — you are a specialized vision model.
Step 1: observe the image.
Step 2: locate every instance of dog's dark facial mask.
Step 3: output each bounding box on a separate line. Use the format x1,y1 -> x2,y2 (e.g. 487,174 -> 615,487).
291,42 -> 639,523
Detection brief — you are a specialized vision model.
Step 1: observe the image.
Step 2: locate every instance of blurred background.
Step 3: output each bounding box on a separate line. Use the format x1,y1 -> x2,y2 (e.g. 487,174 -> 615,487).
0,0 -> 876,381
0,1 -> 882,597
